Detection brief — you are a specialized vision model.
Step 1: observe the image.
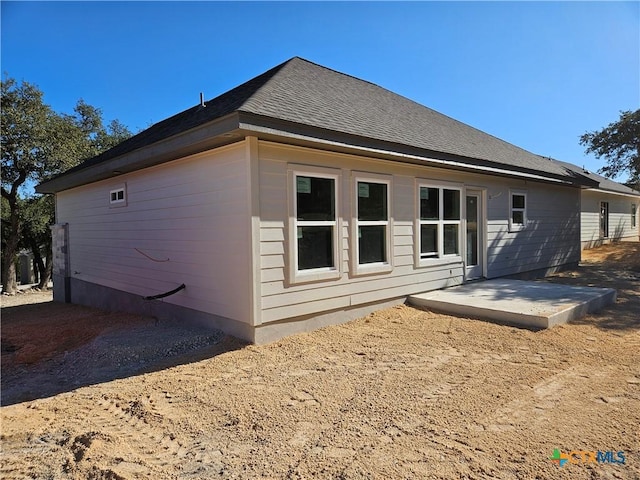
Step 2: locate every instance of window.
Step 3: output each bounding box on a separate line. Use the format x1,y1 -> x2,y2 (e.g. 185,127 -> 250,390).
111,190 -> 124,202
632,204 -> 637,228
510,191 -> 527,231
109,186 -> 126,207
418,185 -> 461,260
290,168 -> 341,283
353,175 -> 392,274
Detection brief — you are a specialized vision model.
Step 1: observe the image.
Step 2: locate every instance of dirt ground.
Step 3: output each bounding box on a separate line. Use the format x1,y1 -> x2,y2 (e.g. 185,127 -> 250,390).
1,243 -> 639,479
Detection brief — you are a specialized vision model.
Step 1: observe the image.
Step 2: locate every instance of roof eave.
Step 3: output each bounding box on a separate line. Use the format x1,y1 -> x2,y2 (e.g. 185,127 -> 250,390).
237,112 -> 584,187
36,112 -> 242,194
583,187 -> 640,198
37,108 -> 592,195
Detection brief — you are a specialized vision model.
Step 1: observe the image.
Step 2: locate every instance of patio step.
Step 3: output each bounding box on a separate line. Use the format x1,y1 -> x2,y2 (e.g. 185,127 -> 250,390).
408,279 -> 616,329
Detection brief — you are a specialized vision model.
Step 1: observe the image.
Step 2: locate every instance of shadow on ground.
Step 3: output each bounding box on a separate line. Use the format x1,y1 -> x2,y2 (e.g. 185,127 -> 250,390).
544,263 -> 640,332
3,243 -> 638,405
1,301 -> 247,406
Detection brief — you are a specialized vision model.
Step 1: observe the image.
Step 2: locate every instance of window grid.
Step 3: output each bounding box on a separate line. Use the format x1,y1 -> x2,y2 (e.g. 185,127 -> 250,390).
356,180 -> 389,267
418,185 -> 462,260
510,191 -> 527,231
109,187 -> 126,206
291,171 -> 340,281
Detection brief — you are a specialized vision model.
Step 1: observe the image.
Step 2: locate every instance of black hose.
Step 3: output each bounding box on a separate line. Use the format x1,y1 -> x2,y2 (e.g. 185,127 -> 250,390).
144,283 -> 186,300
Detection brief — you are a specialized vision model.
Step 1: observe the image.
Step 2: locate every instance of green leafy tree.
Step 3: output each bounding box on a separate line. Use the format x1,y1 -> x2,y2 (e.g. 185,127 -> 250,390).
1,76 -> 132,293
580,109 -> 640,189
20,195 -> 56,289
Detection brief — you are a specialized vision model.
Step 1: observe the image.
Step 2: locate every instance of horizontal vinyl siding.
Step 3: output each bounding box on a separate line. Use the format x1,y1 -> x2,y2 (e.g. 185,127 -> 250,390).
486,184 -> 580,278
581,191 -> 639,248
57,142 -> 252,324
256,142 -> 585,323
258,142 -> 473,324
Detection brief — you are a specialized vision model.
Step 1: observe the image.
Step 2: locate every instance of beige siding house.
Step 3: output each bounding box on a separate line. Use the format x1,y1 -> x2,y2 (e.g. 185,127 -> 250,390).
38,57 -> 607,343
553,161 -> 640,249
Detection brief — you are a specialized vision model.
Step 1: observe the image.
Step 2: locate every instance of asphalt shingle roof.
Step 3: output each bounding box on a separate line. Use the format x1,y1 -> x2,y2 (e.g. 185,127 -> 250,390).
43,57 -> 592,186
238,57 -> 571,178
552,159 -> 640,196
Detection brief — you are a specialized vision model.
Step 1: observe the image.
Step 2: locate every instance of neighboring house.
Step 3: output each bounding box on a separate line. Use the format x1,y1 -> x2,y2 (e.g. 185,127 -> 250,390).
553,160 -> 640,249
38,57 -> 599,343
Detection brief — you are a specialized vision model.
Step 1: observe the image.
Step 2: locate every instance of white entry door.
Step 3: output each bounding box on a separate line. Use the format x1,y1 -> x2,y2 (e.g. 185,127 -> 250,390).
465,191 -> 484,280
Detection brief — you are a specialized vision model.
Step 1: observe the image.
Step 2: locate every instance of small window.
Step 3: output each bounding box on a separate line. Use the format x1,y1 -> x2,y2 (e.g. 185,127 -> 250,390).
109,186 -> 126,206
290,168 -> 341,283
111,190 -> 124,202
353,176 -> 392,275
418,184 -> 462,260
632,204 -> 637,228
510,191 -> 527,231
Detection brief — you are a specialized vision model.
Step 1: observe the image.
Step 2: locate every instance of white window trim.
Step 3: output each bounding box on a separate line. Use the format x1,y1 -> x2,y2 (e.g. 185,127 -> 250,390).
109,184 -> 127,208
351,172 -> 393,276
509,190 -> 527,232
415,180 -> 463,267
632,204 -> 637,228
287,165 -> 342,284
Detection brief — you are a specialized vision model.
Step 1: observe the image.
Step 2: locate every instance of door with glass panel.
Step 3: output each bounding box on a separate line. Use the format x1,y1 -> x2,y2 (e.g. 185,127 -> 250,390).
600,201 -> 609,239
465,191 -> 484,279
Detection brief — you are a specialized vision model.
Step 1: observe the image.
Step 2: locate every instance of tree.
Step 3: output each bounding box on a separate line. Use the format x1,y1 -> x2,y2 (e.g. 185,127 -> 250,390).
2,78 -> 52,293
1,76 -> 132,293
580,109 -> 640,189
20,195 -> 55,289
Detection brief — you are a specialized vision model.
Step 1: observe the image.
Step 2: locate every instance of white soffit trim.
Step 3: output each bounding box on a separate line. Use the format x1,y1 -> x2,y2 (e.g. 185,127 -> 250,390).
585,188 -> 640,199
242,123 -> 572,185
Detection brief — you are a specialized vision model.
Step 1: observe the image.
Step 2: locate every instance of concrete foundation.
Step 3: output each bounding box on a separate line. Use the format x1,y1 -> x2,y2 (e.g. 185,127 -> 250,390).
53,275 -> 616,343
253,297 -> 406,344
57,277 -> 406,344
408,279 -> 616,329
63,277 -> 253,341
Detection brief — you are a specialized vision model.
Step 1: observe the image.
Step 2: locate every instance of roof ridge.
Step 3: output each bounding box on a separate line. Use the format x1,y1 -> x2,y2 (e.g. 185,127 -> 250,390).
287,56 -> 386,90
229,57 -> 301,112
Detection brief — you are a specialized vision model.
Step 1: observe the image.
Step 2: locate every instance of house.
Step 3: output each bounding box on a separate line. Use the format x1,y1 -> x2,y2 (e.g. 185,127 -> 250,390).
552,160 -> 640,249
38,57 -> 601,343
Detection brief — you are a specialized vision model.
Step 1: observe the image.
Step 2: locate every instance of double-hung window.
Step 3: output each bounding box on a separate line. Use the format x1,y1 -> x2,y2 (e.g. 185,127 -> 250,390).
291,168 -> 341,283
510,191 -> 527,231
632,204 -> 637,228
418,184 -> 461,261
353,175 -> 392,274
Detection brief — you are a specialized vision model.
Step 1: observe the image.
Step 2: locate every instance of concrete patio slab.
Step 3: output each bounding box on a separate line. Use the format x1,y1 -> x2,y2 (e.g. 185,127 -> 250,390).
408,279 -> 617,329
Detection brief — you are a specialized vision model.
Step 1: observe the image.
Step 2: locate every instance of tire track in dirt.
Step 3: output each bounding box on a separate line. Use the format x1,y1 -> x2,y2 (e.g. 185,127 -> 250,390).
485,364 -> 618,432
0,436 -> 62,480
59,394 -> 226,479
281,344 -> 484,478
3,245 -> 639,480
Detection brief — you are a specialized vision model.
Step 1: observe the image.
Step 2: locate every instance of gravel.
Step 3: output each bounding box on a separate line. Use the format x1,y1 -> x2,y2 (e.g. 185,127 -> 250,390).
1,318 -> 224,405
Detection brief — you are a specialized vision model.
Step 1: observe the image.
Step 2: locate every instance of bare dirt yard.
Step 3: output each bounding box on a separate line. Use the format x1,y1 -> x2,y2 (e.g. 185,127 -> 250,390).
1,243 -> 639,479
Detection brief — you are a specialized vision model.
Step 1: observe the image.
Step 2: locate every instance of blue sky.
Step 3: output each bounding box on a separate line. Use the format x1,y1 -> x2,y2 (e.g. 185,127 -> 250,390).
2,1 -> 639,183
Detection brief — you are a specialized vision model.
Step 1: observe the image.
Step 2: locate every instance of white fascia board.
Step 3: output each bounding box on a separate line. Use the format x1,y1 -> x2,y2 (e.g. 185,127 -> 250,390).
241,123 -> 572,186
584,188 -> 640,199
37,113 -> 241,193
